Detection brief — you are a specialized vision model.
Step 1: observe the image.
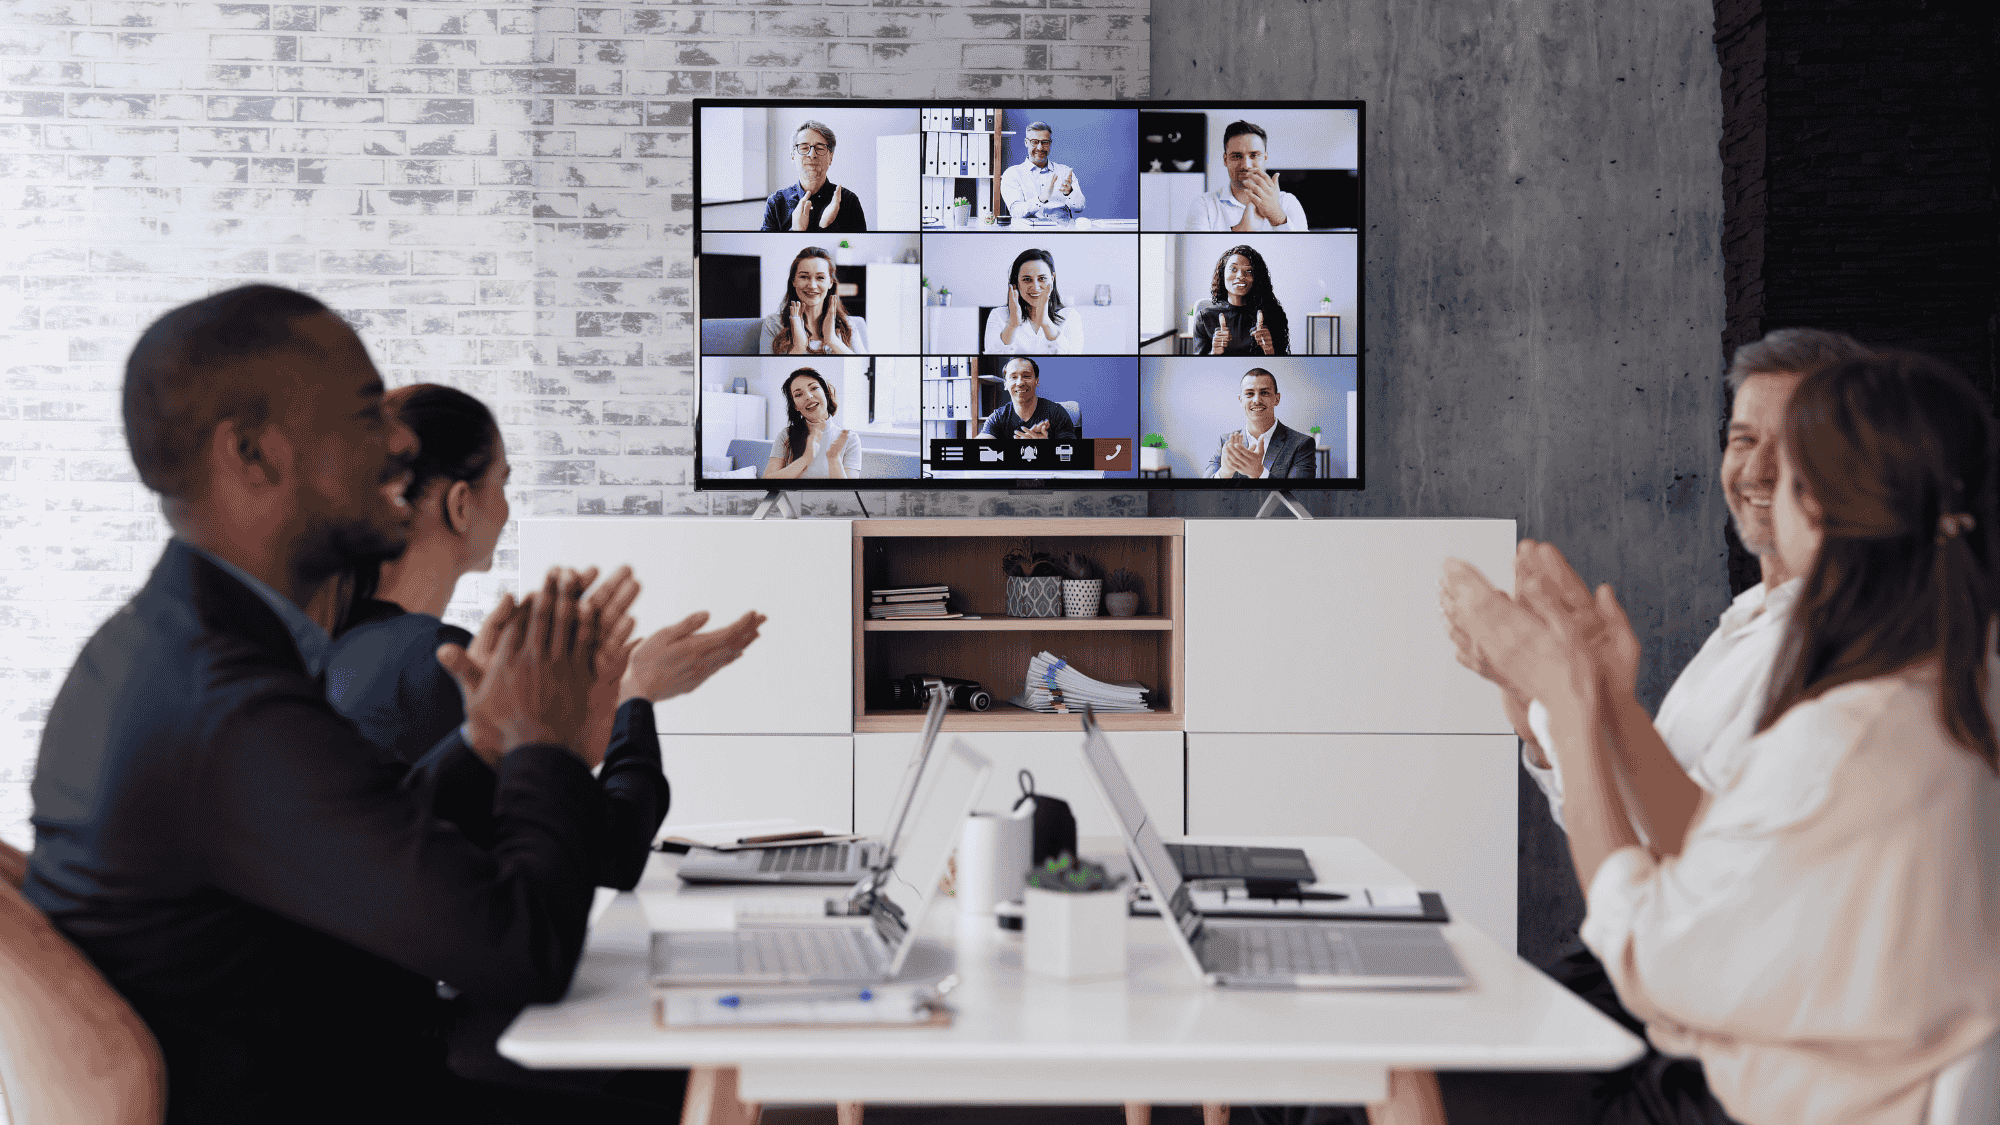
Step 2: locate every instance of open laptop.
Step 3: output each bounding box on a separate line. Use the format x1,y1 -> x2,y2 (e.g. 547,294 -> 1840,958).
1077,708 -> 1469,990
650,737 -> 992,986
676,685 -> 951,885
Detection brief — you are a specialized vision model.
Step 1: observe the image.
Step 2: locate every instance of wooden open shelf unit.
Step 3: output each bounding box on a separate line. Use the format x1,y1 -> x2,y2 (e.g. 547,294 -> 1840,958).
852,519 -> 1185,733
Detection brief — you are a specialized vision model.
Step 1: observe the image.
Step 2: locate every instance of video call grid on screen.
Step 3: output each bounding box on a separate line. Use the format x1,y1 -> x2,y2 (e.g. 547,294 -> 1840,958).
693,99 -> 1364,491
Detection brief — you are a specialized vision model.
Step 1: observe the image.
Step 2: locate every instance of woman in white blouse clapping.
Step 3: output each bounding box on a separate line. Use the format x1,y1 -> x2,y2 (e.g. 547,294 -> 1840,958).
1445,350 -> 2000,1125
984,247 -> 1082,355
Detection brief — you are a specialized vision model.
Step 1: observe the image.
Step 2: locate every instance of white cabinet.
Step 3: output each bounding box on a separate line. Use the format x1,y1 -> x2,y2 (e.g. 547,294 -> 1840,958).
863,263 -> 920,355
1139,172 -> 1206,230
875,133 -> 920,231
519,519 -> 854,735
854,730 -> 1184,842
1183,518 -> 1517,735
1187,733 -> 1518,952
658,735 -> 854,833
700,392 -> 767,464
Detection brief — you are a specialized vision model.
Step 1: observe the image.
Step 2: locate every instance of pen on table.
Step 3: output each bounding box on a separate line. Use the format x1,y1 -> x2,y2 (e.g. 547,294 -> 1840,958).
718,989 -> 874,1008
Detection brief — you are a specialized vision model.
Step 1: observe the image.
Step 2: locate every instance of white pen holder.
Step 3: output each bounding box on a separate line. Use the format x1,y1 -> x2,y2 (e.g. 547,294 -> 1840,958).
959,809 -> 1035,918
1023,886 -> 1128,980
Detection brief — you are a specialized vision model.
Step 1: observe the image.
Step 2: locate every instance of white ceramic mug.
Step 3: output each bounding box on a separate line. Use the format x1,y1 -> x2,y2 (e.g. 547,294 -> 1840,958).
958,809 -> 1034,917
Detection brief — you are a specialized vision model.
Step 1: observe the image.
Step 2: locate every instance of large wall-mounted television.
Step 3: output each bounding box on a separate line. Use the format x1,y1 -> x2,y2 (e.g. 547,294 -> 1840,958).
694,100 -> 1364,492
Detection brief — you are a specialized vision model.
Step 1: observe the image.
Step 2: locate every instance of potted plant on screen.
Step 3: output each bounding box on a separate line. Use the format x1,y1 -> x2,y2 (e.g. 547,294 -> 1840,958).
1103,568 -> 1142,618
1139,433 -> 1167,473
1309,424 -> 1327,449
1023,853 -> 1128,980
1185,305 -> 1198,338
835,239 -> 853,266
922,276 -> 932,306
938,286 -> 952,307
952,196 -> 971,228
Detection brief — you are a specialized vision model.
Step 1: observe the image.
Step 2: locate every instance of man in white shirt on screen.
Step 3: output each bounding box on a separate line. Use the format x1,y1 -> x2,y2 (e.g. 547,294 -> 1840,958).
999,122 -> 1084,222
1204,369 -> 1317,479
1182,120 -> 1310,233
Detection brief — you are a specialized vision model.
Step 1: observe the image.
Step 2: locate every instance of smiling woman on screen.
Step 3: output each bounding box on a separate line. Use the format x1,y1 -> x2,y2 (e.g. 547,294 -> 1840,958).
984,248 -> 1082,355
761,246 -> 863,355
765,367 -> 861,479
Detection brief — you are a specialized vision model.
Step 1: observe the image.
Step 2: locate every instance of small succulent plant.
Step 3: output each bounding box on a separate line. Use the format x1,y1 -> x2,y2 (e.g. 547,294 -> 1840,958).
1052,550 -> 1099,581
1025,852 -> 1125,893
1104,568 -> 1142,595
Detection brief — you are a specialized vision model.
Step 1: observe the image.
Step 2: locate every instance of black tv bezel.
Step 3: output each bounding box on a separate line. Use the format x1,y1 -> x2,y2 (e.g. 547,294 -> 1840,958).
692,97 -> 1365,493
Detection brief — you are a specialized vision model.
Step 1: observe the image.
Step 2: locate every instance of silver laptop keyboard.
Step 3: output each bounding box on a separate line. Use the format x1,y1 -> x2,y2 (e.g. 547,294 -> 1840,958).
757,843 -> 852,874
1224,925 -> 1364,976
741,927 -> 874,979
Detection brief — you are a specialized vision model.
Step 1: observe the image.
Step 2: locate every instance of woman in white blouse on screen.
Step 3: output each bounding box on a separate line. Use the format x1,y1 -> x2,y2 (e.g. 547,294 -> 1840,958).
1445,351 -> 2000,1125
983,247 -> 1083,355
763,367 -> 861,479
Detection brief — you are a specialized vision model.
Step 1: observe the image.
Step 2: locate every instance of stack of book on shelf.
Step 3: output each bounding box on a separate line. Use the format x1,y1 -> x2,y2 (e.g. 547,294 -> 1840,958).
1012,651 -> 1152,714
868,585 -> 959,620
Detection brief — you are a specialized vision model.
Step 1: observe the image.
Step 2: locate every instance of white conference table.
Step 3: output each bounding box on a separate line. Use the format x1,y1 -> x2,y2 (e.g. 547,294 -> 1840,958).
501,835 -> 1644,1114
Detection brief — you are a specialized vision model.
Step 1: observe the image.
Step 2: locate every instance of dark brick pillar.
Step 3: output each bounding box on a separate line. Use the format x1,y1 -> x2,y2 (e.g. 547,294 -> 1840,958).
1714,0 -> 1998,596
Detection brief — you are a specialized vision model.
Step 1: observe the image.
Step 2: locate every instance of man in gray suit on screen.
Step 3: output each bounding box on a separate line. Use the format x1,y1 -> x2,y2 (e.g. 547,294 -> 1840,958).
1206,368 -> 1318,479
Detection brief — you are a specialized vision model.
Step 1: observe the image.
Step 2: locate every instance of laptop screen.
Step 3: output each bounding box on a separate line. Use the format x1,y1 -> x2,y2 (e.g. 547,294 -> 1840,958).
1079,712 -> 1203,950
879,685 -> 951,852
870,737 -> 991,972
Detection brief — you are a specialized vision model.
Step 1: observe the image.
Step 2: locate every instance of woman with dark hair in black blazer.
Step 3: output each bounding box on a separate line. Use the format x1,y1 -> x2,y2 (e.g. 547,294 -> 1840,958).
1192,244 -> 1290,357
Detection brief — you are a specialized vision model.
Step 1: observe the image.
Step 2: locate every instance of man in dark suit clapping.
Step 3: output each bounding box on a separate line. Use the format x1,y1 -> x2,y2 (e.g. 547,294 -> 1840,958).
22,284 -> 632,1124
1205,369 -> 1319,479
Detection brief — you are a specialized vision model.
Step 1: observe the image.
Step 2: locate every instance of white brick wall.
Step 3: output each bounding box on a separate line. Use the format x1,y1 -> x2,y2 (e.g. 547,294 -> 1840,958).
0,1 -> 1150,850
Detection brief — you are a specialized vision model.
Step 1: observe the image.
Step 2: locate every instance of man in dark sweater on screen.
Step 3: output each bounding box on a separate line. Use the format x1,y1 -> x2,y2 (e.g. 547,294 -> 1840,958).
976,357 -> 1079,440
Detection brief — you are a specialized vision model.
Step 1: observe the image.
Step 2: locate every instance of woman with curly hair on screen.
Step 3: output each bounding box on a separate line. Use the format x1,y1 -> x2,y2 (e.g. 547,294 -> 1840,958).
1191,244 -> 1289,357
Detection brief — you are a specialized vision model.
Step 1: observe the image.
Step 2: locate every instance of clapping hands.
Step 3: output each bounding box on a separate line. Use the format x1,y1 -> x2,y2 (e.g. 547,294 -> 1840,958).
622,610 -> 767,703
1243,170 -> 1286,225
789,184 -> 841,231
1220,432 -> 1262,477
1438,541 -> 1639,724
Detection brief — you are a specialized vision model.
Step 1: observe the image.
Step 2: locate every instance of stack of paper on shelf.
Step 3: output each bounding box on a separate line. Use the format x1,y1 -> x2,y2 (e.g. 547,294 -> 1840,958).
1011,651 -> 1151,713
868,585 -> 959,620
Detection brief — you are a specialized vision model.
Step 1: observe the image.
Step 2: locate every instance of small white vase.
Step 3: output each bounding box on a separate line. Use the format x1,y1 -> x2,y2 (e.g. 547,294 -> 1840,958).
1023,886 -> 1128,981
835,247 -> 852,265
1061,578 -> 1101,618
1138,447 -> 1165,472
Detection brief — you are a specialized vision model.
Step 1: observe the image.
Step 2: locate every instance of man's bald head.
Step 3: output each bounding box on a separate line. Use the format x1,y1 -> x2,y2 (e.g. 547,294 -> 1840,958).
123,284 -> 334,501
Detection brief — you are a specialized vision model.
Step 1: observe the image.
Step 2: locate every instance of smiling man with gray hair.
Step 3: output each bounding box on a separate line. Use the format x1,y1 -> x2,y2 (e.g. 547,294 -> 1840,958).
999,120 -> 1085,221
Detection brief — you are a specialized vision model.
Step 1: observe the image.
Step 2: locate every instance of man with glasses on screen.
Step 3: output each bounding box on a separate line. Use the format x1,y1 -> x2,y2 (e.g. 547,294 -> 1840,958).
1183,121 -> 1309,233
1205,369 -> 1317,479
999,121 -> 1085,222
760,120 -> 869,233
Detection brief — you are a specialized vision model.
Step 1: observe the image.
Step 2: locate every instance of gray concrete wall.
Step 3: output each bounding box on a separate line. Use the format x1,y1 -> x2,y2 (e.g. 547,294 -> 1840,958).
1151,1 -> 1732,961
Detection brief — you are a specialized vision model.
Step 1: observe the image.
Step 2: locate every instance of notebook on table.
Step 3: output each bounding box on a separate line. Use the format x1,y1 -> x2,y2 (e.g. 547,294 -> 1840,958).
1077,708 -> 1468,991
650,737 -> 992,987
675,687 -> 950,885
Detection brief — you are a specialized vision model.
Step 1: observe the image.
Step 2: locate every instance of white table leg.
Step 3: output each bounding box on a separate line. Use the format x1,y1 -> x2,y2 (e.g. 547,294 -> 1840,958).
1366,1070 -> 1445,1125
682,1066 -> 762,1125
